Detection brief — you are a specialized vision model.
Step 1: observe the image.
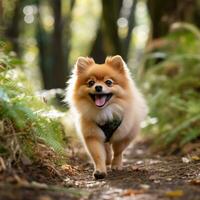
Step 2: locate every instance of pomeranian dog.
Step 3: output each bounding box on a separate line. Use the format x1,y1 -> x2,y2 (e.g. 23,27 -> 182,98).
66,55 -> 147,179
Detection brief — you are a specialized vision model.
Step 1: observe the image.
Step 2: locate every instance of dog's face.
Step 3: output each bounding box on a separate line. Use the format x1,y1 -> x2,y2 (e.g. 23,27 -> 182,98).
73,56 -> 130,109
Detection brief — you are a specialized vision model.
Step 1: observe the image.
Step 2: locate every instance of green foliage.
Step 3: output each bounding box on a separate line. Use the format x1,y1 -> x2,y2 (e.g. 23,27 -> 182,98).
0,45 -> 65,159
142,23 -> 200,150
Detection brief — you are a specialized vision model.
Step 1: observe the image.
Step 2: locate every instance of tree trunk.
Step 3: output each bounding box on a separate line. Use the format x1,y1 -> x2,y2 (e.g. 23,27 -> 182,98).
36,14 -> 52,89
0,0 -> 3,26
192,1 -> 200,28
36,0 -> 75,89
90,0 -> 137,63
90,26 -> 106,64
51,0 -> 66,89
90,0 -> 123,63
101,0 -> 122,56
5,0 -> 23,55
147,0 -> 198,39
62,0 -> 76,79
121,0 -> 137,62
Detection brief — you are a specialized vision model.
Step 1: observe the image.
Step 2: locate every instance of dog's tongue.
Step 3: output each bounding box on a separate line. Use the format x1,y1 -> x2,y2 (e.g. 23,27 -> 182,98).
95,95 -> 106,107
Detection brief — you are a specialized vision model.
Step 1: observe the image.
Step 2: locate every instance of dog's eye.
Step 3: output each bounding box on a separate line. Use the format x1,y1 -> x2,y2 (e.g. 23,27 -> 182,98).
87,80 -> 95,87
105,79 -> 113,87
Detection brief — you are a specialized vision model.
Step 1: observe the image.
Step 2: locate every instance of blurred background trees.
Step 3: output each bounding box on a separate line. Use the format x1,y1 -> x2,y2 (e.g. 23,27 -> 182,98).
1,0 -> 200,89
90,0 -> 137,63
1,0 -> 200,154
147,0 -> 200,39
1,0 -> 143,89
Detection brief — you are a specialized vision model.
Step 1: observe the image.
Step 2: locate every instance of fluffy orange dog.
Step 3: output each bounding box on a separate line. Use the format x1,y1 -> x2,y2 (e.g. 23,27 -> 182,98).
67,55 -> 147,179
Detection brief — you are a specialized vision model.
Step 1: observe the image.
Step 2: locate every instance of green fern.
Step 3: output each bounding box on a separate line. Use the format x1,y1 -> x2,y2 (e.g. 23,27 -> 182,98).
0,44 -> 65,159
142,23 -> 200,150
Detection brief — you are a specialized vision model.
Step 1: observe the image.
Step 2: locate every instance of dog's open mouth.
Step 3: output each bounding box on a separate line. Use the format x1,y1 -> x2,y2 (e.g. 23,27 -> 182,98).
89,93 -> 113,107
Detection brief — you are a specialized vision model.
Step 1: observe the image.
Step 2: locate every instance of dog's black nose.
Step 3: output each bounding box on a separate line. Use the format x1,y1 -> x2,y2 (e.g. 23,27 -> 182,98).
95,85 -> 102,92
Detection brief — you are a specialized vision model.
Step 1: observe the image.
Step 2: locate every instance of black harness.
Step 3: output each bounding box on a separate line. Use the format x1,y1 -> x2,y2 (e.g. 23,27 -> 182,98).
97,118 -> 122,142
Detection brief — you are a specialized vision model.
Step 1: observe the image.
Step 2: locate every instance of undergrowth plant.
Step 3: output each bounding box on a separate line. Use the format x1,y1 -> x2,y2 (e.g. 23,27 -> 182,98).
0,42 -> 65,165
141,23 -> 200,151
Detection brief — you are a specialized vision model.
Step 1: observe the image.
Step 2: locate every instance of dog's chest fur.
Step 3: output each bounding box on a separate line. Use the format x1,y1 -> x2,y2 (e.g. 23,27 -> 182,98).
95,104 -> 123,124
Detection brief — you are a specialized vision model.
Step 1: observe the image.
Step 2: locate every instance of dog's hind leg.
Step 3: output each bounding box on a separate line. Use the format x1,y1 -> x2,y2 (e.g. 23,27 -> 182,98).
111,137 -> 131,170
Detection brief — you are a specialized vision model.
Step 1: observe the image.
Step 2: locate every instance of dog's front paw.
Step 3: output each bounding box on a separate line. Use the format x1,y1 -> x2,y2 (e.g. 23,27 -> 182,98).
93,170 -> 107,179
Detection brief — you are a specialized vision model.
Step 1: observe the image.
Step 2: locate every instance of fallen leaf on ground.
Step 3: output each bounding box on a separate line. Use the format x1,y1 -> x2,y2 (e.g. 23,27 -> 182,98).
182,142 -> 200,154
149,174 -> 159,180
140,184 -> 150,189
190,179 -> 200,185
136,160 -> 144,164
165,190 -> 184,198
6,174 -> 29,187
61,164 -> 79,175
166,177 -> 172,181
21,154 -> 33,165
122,189 -> 146,196
131,166 -> 140,171
182,157 -> 190,163
191,155 -> 200,161
31,181 -> 48,189
0,157 -> 6,172
38,195 -> 52,200
0,121 -> 4,134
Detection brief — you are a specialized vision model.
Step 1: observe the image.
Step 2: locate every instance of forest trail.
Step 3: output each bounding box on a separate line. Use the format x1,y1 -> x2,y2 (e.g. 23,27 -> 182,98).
0,140 -> 200,200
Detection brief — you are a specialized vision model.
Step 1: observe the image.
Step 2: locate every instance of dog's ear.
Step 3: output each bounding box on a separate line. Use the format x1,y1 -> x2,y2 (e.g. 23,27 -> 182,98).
105,55 -> 125,73
75,57 -> 95,74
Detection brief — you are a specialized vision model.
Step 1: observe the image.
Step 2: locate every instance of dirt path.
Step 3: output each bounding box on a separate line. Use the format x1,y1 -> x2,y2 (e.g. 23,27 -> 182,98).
0,140 -> 200,200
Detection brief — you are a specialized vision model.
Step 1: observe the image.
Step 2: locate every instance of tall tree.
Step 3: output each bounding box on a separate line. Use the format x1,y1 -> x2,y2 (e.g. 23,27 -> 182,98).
90,0 -> 137,63
90,0 -> 122,63
5,0 -> 23,55
121,0 -> 137,61
51,0 -> 65,88
0,0 -> 3,26
62,0 -> 75,82
36,0 -> 75,89
36,5 -> 52,89
147,0 -> 199,39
